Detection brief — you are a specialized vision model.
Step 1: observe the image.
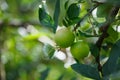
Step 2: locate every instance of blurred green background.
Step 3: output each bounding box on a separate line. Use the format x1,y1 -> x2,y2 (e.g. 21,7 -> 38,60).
0,0 -> 90,80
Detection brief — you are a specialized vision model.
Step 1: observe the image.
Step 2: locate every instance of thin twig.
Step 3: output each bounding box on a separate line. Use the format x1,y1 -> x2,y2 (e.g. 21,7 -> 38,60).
95,6 -> 119,76
73,4 -> 100,31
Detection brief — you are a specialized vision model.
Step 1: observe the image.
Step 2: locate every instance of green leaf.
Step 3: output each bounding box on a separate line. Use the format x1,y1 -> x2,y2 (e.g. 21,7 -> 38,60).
39,7 -> 55,31
71,63 -> 101,80
117,58 -> 120,70
63,17 -> 80,27
103,40 -> 120,76
90,44 -> 99,57
23,34 -> 41,41
53,0 -> 60,32
41,68 -> 50,80
43,43 -> 55,59
64,0 -> 69,10
67,3 -> 80,19
109,71 -> 120,80
78,0 -> 83,3
78,30 -> 100,37
62,18 -> 69,27
105,27 -> 119,43
97,4 -> 112,18
106,0 -> 120,6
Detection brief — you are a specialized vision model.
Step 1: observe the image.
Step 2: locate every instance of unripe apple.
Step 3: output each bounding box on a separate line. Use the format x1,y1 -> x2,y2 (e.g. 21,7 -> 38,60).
70,41 -> 89,60
54,28 -> 75,48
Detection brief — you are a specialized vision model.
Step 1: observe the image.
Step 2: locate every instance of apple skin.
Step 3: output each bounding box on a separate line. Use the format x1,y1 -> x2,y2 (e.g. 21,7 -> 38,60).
54,28 -> 75,48
70,41 -> 89,60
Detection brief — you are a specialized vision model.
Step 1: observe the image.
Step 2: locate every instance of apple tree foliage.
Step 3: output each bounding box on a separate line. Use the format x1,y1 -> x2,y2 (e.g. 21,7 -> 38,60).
39,0 -> 120,80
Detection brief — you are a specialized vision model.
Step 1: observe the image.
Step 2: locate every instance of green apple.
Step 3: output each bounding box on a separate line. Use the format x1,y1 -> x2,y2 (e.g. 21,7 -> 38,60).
54,28 -> 75,48
70,41 -> 89,60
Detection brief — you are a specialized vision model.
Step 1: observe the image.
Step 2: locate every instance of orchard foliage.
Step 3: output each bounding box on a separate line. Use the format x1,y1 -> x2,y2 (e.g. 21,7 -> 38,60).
39,0 -> 120,79
0,0 -> 120,80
